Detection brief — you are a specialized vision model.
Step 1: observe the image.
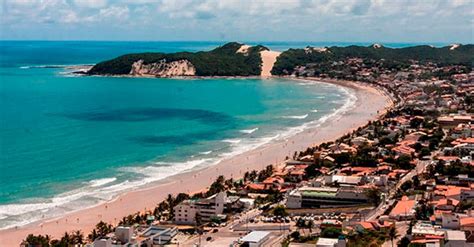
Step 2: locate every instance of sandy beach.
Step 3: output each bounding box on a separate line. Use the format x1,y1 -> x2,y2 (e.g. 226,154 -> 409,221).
0,78 -> 393,246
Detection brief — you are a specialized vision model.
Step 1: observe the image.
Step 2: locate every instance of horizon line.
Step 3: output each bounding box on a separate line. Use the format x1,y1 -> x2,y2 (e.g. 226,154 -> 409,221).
0,39 -> 469,45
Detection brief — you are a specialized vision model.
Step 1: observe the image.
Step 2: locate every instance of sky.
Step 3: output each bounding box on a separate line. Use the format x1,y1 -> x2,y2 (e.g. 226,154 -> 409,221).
0,0 -> 473,43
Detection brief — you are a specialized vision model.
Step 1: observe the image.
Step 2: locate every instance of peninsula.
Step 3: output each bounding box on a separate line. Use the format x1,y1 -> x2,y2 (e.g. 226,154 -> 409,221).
87,42 -> 473,78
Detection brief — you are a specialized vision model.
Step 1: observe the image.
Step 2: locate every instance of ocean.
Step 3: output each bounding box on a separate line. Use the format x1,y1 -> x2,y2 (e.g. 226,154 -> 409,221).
0,41 -> 444,229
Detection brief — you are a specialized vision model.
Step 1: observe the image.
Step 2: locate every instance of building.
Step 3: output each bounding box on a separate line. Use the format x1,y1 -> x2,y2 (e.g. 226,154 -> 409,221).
286,186 -> 368,209
443,230 -> 467,247
389,196 -> 417,220
92,237 -> 112,247
239,231 -> 271,247
139,225 -> 178,245
316,237 -> 347,247
115,226 -> 133,244
174,192 -> 226,224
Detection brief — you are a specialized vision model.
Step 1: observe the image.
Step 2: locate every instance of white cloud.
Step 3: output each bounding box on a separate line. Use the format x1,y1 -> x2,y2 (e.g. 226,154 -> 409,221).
73,0 -> 108,8
99,6 -> 129,20
0,0 -> 472,42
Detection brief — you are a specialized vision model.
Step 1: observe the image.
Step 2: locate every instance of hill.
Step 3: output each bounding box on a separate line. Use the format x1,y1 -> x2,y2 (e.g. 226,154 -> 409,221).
87,42 -> 268,76
271,44 -> 474,75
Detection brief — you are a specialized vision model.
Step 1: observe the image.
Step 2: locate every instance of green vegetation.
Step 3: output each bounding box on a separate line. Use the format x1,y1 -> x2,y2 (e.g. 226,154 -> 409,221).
272,205 -> 288,216
346,228 -> 389,247
272,44 -> 474,75
88,42 -> 268,76
320,227 -> 342,238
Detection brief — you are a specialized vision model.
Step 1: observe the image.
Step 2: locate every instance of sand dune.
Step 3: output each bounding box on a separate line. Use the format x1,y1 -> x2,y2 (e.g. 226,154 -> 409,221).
260,50 -> 281,77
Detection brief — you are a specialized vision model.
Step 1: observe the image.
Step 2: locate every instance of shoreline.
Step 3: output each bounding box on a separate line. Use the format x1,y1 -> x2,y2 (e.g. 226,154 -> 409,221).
0,77 -> 394,246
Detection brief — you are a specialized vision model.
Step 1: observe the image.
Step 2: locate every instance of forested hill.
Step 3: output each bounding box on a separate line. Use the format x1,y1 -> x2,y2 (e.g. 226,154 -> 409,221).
271,44 -> 474,76
87,42 -> 268,76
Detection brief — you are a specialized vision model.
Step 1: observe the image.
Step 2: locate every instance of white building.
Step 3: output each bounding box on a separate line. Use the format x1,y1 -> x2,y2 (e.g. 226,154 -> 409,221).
316,237 -> 346,247
239,231 -> 271,247
174,192 -> 226,224
441,213 -> 460,230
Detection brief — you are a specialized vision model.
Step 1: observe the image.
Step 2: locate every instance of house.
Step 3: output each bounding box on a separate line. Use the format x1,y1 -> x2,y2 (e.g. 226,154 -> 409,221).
389,196 -> 417,220
443,230 -> 467,247
460,217 -> 474,231
441,213 -> 461,229
173,192 -> 226,224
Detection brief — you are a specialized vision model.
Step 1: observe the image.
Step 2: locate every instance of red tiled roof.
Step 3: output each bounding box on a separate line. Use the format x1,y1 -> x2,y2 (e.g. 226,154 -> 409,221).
461,217 -> 474,226
390,196 -> 416,216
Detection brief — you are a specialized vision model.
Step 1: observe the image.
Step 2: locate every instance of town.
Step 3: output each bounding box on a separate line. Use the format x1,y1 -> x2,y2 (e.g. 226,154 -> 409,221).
23,52 -> 473,247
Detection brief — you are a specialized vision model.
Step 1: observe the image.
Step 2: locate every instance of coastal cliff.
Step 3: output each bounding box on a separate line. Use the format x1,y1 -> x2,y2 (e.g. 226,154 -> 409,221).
129,59 -> 196,77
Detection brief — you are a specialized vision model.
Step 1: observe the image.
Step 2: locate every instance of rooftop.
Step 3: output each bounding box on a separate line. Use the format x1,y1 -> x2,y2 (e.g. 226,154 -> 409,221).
240,231 -> 271,243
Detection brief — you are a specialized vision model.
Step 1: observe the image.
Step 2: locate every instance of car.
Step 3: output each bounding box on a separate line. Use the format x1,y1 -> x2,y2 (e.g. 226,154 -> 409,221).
212,228 -> 218,233
206,236 -> 212,241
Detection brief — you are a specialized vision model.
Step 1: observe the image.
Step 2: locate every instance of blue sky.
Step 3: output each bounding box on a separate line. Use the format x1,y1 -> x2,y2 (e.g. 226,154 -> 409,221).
1,0 -> 473,43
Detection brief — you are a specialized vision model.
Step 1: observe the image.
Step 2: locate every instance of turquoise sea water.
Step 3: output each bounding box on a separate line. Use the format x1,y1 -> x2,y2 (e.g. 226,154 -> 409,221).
0,41 -> 441,229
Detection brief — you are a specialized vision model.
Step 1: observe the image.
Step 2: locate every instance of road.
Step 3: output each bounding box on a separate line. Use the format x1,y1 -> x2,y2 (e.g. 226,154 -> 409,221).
366,158 -> 430,221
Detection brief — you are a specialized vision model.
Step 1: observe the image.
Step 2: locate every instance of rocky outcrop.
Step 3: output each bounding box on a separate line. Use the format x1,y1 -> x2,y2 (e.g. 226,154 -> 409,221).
129,59 -> 196,77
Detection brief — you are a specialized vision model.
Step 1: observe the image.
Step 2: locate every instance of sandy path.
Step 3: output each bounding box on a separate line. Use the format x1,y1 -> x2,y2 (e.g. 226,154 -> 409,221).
0,79 -> 393,246
260,50 -> 281,77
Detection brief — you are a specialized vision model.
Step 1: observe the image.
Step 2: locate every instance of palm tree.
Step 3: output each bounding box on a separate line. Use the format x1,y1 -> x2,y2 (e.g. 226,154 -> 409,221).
388,226 -> 400,247
72,230 -> 84,244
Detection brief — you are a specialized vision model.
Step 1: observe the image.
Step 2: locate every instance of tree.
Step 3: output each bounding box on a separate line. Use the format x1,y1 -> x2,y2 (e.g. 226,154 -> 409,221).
321,227 -> 342,238
419,147 -> 431,157
395,155 -> 412,170
398,236 -> 410,247
388,226 -> 400,247
290,231 -> 301,240
94,221 -> 113,238
72,230 -> 84,245
272,205 -> 288,217
23,234 -> 51,247
366,188 -> 382,206
304,163 -> 321,178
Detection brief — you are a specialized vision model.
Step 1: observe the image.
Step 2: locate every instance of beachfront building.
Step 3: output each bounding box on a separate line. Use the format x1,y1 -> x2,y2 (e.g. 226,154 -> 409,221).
286,186 -> 368,209
174,192 -> 226,225
139,225 -> 178,245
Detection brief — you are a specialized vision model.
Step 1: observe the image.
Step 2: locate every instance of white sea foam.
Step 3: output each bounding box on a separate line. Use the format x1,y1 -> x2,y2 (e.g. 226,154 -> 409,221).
199,150 -> 213,155
240,127 -> 259,134
19,64 -> 93,69
88,177 -> 117,188
283,114 -> 309,119
0,79 -> 358,230
311,109 -> 318,113
222,139 -> 242,144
